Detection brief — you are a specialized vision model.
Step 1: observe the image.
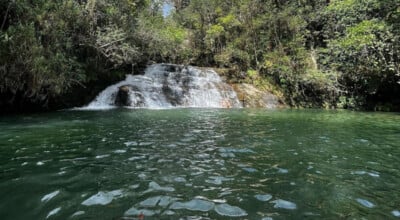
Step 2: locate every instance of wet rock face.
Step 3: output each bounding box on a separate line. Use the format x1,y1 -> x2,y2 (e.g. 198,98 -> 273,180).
161,63 -> 183,73
232,83 -> 284,108
87,64 -> 241,109
115,85 -> 131,106
162,71 -> 192,106
115,85 -> 145,107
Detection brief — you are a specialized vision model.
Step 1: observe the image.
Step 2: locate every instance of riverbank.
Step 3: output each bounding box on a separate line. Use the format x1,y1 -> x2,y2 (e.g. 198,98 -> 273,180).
1,63 -> 400,114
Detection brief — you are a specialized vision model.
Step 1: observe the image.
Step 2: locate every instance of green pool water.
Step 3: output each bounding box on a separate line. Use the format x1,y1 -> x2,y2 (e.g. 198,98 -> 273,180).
1,109 -> 399,219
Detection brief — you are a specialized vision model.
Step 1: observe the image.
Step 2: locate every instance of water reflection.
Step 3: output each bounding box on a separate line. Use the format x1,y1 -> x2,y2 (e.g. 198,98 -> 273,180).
0,109 -> 399,219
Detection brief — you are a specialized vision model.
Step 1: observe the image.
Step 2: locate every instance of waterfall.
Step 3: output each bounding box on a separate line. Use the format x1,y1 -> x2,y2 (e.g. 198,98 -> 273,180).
83,64 -> 241,109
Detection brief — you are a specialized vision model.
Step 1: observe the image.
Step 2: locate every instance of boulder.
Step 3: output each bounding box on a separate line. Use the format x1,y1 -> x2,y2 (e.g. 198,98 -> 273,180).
115,85 -> 145,107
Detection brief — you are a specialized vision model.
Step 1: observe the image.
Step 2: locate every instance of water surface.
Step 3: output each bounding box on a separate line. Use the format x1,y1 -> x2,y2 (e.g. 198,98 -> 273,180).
1,109 -> 399,219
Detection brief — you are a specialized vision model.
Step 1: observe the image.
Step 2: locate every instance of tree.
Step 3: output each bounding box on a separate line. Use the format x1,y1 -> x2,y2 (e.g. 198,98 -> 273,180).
0,0 -> 147,112
323,0 -> 400,108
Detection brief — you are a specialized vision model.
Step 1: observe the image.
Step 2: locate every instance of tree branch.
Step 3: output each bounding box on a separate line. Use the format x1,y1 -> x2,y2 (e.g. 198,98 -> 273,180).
1,0 -> 14,31
99,38 -> 126,48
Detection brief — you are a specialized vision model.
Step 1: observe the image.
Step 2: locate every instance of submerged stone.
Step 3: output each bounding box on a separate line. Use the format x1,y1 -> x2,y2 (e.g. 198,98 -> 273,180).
170,199 -> 215,212
356,198 -> 375,208
255,194 -> 273,202
271,199 -> 297,210
214,203 -> 248,217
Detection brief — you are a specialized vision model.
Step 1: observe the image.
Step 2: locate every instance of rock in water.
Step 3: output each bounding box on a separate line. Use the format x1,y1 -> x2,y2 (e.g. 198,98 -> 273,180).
115,85 -> 145,107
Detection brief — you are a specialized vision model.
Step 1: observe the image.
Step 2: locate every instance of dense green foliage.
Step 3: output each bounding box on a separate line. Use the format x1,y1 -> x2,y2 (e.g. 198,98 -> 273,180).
0,0 -> 149,111
1,0 -> 399,112
169,0 -> 400,109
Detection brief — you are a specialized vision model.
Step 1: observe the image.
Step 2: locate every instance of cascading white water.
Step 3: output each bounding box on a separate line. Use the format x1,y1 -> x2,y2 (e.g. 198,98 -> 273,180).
83,64 -> 241,109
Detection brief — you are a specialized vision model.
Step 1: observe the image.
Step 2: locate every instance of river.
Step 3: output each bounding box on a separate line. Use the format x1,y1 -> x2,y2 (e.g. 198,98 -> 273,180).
0,109 -> 399,219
